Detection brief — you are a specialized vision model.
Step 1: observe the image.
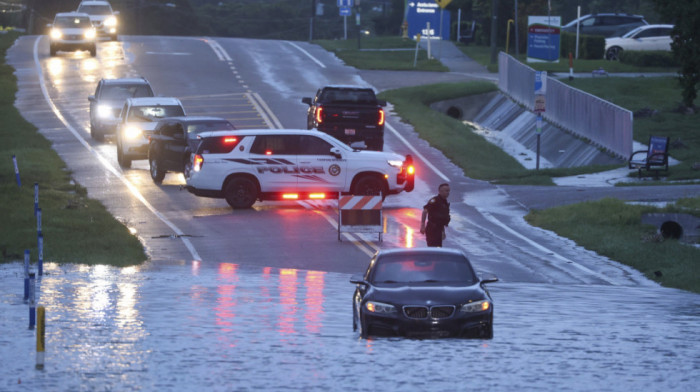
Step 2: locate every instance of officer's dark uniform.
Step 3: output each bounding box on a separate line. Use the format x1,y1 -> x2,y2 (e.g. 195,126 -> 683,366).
423,195 -> 450,247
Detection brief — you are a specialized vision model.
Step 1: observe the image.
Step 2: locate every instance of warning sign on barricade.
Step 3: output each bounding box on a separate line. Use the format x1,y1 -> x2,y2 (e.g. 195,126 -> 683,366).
338,195 -> 383,242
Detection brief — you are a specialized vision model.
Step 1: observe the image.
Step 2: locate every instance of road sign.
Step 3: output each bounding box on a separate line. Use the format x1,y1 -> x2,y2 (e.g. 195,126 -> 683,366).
339,6 -> 351,16
337,0 -> 354,7
534,71 -> 547,95
534,95 -> 546,113
434,0 -> 452,8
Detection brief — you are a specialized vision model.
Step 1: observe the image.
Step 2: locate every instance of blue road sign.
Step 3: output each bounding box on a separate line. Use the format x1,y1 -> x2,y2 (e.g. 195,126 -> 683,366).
338,0 -> 354,7
339,6 -> 351,16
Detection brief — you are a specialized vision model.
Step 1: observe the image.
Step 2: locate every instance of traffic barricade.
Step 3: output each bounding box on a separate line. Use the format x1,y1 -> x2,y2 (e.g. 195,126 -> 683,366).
338,195 -> 383,242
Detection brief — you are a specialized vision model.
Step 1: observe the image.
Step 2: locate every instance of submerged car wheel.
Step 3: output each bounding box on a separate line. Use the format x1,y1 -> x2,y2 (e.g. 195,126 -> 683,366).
50,45 -> 57,56
90,124 -> 104,142
149,157 -> 165,184
353,175 -> 385,197
89,45 -> 96,57
224,177 -> 258,209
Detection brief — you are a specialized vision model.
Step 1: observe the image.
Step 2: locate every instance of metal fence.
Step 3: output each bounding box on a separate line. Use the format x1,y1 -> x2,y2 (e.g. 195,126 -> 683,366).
498,52 -> 633,159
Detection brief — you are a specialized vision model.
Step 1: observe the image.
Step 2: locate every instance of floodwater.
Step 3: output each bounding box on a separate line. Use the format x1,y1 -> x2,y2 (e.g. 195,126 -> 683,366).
1,261 -> 698,391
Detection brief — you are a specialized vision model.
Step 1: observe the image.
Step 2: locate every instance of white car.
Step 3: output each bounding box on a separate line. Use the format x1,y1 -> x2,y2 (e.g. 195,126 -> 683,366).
184,129 -> 415,209
48,12 -> 97,56
77,0 -> 119,41
116,97 -> 186,168
605,24 -> 674,60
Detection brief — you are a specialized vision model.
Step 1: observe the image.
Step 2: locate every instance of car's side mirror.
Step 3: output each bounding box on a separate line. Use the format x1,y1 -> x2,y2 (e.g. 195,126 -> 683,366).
113,11 -> 120,16
350,275 -> 368,286
330,147 -> 342,159
88,95 -> 96,102
480,274 -> 499,284
301,97 -> 312,105
377,99 -> 387,107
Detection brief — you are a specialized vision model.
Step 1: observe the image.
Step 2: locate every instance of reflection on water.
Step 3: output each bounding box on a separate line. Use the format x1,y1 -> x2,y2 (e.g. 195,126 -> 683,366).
2,262 -> 697,391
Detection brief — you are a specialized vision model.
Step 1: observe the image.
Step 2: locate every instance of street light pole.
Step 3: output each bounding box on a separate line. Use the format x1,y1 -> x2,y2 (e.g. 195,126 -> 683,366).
490,0 -> 498,64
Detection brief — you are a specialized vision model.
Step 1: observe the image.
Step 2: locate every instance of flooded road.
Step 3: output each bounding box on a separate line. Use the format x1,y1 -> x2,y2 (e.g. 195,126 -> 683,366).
2,261 -> 698,391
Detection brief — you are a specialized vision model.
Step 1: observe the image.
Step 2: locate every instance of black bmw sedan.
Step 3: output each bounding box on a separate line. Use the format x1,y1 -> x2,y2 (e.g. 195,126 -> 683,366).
350,248 -> 498,339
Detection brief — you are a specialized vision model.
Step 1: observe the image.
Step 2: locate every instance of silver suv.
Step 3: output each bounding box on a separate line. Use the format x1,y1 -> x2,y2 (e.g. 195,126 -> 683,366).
562,13 -> 647,38
48,12 -> 97,56
77,0 -> 120,41
88,78 -> 154,141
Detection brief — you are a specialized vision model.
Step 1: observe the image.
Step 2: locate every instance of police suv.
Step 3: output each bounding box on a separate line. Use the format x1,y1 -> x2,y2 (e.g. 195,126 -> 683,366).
184,129 -> 415,209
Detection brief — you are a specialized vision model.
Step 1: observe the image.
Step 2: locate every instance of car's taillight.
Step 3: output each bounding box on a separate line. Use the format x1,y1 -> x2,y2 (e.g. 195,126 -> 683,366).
316,106 -> 324,124
193,154 -> 204,172
378,108 -> 385,126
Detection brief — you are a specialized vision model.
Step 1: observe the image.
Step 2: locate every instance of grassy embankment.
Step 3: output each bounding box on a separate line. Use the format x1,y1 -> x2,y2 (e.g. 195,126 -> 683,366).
314,36 -> 449,72
0,31 -> 146,266
319,38 -> 699,292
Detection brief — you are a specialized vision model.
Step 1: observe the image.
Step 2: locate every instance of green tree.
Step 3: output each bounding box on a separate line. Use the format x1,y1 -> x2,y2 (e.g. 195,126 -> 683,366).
652,0 -> 700,108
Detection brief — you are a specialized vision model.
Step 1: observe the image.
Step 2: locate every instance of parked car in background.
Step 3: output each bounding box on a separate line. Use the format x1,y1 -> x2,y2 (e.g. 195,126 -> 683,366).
350,248 -> 498,339
148,116 -> 236,183
562,13 -> 647,38
605,24 -> 674,60
116,97 -> 186,168
48,12 -> 96,56
77,0 -> 119,41
88,77 -> 154,141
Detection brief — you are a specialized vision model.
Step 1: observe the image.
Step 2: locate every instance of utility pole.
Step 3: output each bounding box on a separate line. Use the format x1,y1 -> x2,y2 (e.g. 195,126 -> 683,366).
490,0 -> 498,64
309,0 -> 316,41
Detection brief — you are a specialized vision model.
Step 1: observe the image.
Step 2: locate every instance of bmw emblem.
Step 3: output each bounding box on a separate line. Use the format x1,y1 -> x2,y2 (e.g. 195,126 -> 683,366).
329,164 -> 341,176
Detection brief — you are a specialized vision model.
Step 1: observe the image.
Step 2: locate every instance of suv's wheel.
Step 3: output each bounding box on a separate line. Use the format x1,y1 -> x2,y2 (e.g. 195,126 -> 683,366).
89,45 -> 96,57
224,177 -> 258,209
50,45 -> 57,56
117,143 -> 131,168
110,34 -> 118,41
149,156 -> 166,184
352,175 -> 385,197
606,46 -> 622,61
90,124 -> 104,142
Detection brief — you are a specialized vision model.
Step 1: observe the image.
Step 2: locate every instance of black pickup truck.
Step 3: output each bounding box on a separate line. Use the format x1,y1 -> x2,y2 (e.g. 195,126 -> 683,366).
302,86 -> 386,151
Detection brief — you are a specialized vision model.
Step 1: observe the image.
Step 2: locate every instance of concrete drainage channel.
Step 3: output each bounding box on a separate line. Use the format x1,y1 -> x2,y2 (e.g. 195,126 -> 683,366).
642,213 -> 700,243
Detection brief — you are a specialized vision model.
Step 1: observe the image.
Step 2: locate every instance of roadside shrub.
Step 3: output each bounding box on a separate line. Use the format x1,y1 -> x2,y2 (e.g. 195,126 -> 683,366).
620,50 -> 680,67
560,31 -> 605,59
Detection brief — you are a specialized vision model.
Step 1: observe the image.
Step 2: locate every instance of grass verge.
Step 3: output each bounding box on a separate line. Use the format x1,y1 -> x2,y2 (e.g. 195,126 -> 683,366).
525,198 -> 700,293
563,77 -> 700,182
0,31 -> 146,266
378,82 -> 621,185
314,37 -> 449,72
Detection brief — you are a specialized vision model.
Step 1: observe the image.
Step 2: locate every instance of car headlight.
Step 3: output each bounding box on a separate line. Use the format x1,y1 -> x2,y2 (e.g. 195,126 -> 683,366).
84,28 -> 97,39
50,29 -> 62,39
365,301 -> 397,314
97,105 -> 113,119
460,300 -> 491,313
104,16 -> 117,27
124,126 -> 143,140
387,160 -> 403,168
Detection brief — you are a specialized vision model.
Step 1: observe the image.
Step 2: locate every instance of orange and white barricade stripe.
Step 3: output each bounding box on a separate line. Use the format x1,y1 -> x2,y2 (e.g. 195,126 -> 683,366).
338,195 -> 383,241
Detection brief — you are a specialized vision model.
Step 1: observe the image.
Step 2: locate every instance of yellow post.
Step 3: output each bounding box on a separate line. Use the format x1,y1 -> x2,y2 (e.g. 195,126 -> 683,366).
506,19 -> 514,54
36,306 -> 45,370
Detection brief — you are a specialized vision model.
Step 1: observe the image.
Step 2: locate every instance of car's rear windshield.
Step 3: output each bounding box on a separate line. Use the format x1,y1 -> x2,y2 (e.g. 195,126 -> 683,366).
128,105 -> 184,122
54,17 -> 92,28
102,85 -> 154,101
371,254 -> 478,285
77,5 -> 112,15
186,121 -> 236,135
320,88 -> 377,105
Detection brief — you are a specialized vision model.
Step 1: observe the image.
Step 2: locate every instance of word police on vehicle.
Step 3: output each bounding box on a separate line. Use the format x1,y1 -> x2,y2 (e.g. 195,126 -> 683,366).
184,129 -> 415,209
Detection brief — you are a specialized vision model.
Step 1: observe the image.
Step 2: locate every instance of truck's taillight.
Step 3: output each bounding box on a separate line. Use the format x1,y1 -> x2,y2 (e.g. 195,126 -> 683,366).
378,108 -> 385,126
316,106 -> 324,124
193,154 -> 204,172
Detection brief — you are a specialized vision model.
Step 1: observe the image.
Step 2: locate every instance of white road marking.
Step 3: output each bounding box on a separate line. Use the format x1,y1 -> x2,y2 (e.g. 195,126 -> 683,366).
286,42 -> 326,68
32,36 -> 202,262
145,52 -> 191,56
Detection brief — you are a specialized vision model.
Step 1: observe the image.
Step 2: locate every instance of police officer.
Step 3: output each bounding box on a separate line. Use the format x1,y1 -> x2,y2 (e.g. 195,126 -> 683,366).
420,183 -> 451,247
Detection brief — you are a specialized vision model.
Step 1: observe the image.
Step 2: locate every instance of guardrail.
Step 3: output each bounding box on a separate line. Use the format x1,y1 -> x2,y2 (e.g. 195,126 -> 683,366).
498,52 -> 633,159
